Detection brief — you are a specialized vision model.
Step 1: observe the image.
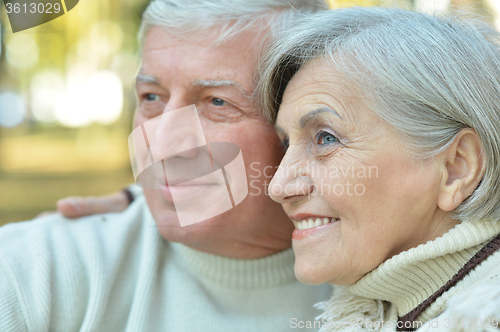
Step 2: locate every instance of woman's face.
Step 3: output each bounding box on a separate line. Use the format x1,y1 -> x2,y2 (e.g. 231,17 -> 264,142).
269,58 -> 457,285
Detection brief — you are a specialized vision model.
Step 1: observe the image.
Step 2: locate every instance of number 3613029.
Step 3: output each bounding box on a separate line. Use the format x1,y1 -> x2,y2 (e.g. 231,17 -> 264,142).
5,2 -> 62,14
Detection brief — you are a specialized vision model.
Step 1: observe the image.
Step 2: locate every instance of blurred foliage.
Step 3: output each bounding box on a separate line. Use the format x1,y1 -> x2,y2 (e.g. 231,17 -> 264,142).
0,0 -> 498,225
0,0 -> 148,225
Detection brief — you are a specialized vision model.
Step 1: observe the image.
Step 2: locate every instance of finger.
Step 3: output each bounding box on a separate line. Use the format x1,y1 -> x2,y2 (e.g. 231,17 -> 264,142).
56,197 -> 88,218
57,192 -> 130,218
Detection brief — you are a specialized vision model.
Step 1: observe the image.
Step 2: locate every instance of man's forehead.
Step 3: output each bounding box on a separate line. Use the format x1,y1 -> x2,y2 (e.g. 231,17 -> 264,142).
140,28 -> 259,88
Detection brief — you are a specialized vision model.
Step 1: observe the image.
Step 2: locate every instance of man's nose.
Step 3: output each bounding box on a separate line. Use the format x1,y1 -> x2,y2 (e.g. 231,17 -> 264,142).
269,149 -> 314,204
143,104 -> 206,162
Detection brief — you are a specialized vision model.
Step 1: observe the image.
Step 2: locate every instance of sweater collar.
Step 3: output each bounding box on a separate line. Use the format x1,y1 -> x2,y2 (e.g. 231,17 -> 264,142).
169,242 -> 298,289
348,220 -> 500,317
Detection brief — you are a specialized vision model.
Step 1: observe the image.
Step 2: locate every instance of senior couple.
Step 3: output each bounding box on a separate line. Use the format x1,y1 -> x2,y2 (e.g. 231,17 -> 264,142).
3,0 -> 500,331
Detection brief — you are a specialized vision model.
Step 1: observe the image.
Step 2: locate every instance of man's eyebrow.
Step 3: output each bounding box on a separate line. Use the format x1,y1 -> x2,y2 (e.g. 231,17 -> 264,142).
299,107 -> 343,128
136,74 -> 160,85
193,79 -> 238,88
193,79 -> 253,98
134,76 -> 252,98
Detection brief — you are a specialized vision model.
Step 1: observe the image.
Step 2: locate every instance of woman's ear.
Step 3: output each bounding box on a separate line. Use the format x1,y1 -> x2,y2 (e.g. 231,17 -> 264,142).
437,128 -> 485,212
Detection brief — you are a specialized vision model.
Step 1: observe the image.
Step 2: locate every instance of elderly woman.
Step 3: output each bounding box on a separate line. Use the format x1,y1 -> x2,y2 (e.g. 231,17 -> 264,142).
259,7 -> 500,331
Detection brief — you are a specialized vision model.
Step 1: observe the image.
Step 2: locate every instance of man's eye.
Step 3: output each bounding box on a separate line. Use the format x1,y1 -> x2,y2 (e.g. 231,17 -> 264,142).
145,93 -> 160,102
317,131 -> 339,145
211,98 -> 227,106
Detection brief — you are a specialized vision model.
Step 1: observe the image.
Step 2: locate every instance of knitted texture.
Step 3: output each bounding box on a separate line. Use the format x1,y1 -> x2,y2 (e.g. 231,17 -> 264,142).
0,196 -> 331,332
398,233 -> 500,330
316,220 -> 500,332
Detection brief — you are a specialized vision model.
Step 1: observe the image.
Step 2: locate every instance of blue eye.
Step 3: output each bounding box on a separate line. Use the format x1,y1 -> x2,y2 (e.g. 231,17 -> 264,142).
145,93 -> 160,102
212,98 -> 227,106
317,131 -> 338,145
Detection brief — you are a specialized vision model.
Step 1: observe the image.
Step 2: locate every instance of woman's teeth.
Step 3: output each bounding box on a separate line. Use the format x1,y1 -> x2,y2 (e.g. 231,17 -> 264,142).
293,218 -> 339,230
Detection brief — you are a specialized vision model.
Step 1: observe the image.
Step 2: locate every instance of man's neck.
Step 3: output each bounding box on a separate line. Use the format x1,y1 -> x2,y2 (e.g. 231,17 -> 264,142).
184,237 -> 293,259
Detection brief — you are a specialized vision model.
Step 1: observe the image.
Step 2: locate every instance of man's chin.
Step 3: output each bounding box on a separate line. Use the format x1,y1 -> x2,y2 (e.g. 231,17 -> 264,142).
153,214 -> 229,246
145,194 -> 225,243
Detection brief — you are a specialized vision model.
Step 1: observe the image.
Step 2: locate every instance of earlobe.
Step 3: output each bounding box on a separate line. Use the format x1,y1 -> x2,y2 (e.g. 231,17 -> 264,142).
437,129 -> 485,213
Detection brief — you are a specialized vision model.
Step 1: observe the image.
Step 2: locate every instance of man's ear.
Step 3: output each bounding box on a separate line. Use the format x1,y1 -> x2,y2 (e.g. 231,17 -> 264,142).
437,128 -> 485,212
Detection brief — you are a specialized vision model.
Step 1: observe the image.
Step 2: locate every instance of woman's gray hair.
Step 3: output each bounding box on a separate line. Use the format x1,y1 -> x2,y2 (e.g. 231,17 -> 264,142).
259,7 -> 500,223
138,0 -> 328,46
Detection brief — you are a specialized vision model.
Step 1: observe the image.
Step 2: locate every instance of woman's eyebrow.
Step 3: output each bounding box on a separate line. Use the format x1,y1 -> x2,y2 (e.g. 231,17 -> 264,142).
299,106 -> 343,128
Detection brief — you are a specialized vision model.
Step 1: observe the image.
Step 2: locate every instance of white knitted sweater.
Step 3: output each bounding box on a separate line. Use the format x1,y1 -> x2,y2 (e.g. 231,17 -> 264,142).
0,196 -> 331,332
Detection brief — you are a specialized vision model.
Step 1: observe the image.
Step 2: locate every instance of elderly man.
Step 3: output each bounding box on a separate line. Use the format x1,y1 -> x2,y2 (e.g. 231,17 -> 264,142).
0,0 -> 331,331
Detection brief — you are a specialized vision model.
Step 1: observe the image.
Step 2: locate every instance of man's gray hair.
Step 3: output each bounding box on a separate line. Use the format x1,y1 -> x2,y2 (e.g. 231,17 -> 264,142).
259,7 -> 500,224
139,0 -> 328,46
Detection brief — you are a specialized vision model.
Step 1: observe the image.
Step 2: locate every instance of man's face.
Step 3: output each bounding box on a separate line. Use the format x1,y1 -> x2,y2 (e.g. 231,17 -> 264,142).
135,27 -> 293,258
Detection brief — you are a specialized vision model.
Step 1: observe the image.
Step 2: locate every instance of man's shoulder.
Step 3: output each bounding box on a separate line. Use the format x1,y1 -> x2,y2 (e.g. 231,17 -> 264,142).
0,196 -> 163,330
0,196 -> 152,259
0,196 -> 159,293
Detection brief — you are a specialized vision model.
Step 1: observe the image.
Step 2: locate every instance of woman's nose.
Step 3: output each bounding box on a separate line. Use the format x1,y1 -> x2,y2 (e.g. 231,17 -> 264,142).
269,152 -> 314,204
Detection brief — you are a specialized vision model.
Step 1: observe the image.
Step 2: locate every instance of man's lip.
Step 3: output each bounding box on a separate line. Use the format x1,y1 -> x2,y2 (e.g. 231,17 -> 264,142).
157,178 -> 187,186
156,177 -> 211,186
157,182 -> 218,203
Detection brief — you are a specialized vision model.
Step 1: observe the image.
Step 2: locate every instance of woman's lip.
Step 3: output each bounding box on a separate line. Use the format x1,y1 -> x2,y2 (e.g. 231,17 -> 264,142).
158,183 -> 217,203
290,213 -> 334,221
292,219 -> 339,240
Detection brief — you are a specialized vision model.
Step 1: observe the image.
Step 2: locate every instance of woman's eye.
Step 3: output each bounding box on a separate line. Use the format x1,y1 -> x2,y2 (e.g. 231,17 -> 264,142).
317,131 -> 339,145
145,93 -> 160,102
211,98 -> 227,106
281,137 -> 289,151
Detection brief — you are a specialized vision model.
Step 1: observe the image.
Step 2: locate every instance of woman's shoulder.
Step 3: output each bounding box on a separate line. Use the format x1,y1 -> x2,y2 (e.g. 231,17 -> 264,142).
425,278 -> 500,331
418,252 -> 500,331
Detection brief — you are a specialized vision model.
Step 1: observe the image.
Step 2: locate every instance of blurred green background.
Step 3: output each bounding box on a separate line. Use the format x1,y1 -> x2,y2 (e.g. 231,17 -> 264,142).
0,0 -> 498,226
0,0 -> 149,225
